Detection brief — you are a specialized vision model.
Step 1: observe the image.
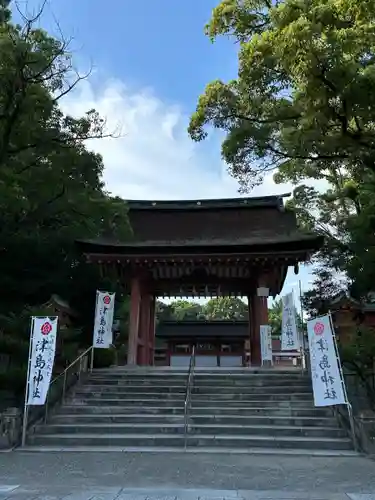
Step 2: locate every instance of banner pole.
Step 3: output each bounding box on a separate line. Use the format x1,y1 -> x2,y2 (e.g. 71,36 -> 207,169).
328,311 -> 358,451
21,317 -> 35,447
90,290 -> 99,372
90,347 -> 94,373
298,281 -> 306,373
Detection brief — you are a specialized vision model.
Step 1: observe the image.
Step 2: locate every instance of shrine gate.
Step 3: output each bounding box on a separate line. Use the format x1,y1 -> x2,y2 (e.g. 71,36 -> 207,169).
76,195 -> 323,366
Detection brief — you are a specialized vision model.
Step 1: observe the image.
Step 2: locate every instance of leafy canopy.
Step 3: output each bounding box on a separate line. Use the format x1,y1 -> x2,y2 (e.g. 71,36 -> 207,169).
203,297 -> 248,320
189,0 -> 375,191
0,0 -> 130,316
156,297 -> 249,321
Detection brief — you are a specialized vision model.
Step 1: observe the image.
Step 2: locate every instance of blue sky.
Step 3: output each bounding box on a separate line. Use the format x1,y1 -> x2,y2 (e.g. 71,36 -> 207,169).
13,0 -> 315,302
17,0 -> 238,105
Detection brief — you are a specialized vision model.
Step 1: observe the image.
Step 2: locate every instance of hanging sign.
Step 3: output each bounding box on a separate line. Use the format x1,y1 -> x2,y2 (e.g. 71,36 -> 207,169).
27,316 -> 58,406
281,292 -> 299,351
307,315 -> 346,407
93,291 -> 115,348
260,325 -> 273,363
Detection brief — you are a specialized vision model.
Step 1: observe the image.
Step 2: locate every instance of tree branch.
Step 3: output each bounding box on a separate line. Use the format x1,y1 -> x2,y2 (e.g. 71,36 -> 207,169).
16,184 -> 66,227
266,144 -> 349,161
226,112 -> 301,125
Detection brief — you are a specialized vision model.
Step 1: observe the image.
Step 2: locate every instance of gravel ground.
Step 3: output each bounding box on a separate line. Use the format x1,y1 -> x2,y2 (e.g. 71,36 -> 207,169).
0,451 -> 374,493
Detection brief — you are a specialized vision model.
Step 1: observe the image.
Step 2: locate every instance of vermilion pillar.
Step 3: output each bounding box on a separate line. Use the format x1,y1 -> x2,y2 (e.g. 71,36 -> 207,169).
248,294 -> 269,366
138,294 -> 151,365
127,277 -> 141,365
149,295 -> 156,365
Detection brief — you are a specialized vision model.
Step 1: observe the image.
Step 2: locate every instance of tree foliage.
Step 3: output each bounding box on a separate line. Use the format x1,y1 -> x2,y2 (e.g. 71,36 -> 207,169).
268,299 -> 283,338
0,0 -> 129,317
268,298 -> 304,337
156,297 -> 249,321
189,0 -> 375,192
340,327 -> 375,409
190,0 -> 375,303
0,1 -> 130,397
203,297 -> 248,320
156,300 -> 203,321
190,0 -> 375,409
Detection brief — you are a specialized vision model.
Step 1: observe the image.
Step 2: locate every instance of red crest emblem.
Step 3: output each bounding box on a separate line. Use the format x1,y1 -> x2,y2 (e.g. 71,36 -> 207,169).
41,321 -> 52,336
314,321 -> 325,336
103,295 -> 111,305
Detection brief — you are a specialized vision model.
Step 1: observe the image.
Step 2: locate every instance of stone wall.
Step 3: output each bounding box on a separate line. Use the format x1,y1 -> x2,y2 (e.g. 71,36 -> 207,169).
0,407 -> 21,450
343,370 -> 375,453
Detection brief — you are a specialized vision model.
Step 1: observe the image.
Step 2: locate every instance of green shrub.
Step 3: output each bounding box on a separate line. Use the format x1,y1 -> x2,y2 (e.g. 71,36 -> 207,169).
93,347 -> 116,368
0,365 -> 27,396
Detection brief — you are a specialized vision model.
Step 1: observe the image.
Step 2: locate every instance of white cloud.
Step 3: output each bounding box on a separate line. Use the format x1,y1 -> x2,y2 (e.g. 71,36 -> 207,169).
61,79 -> 294,201
61,78 -> 323,298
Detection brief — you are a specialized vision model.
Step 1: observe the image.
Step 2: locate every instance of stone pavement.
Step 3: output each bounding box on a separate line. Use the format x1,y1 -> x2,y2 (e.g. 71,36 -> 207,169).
0,486 -> 375,500
0,451 -> 375,499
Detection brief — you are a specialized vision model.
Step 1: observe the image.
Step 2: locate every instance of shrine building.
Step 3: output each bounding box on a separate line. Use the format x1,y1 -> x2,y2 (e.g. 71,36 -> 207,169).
155,320 -> 300,368
76,195 -> 323,366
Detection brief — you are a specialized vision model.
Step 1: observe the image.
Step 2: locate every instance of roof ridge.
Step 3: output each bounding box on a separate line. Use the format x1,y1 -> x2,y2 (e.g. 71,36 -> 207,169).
126,194 -> 291,210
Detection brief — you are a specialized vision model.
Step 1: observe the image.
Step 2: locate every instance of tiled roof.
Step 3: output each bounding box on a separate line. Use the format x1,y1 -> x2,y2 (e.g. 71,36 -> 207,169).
76,195 -> 323,252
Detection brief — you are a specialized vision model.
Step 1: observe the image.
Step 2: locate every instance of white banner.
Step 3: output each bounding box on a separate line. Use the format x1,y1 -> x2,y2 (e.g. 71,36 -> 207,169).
281,292 -> 299,351
93,291 -> 115,348
260,325 -> 273,363
27,317 -> 58,406
307,315 -> 346,407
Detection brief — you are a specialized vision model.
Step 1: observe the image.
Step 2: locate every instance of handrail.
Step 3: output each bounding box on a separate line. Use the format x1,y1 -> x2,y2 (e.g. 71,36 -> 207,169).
43,345 -> 94,424
22,344 -> 94,447
183,345 -> 196,450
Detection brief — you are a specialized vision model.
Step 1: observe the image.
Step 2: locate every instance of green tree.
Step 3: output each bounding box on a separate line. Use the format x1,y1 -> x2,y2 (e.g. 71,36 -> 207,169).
170,300 -> 202,320
189,0 -> 375,191
203,297 -> 248,320
268,298 -> 304,337
156,301 -> 175,322
0,1 -> 130,397
340,327 -> 375,409
156,300 -> 203,321
268,299 -> 283,338
0,0 -> 130,318
302,268 -> 346,318
189,0 -> 375,302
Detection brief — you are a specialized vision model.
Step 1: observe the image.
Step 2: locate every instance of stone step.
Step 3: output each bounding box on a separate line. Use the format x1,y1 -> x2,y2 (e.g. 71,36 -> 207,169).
78,385 -> 312,394
192,393 -> 313,401
57,405 -> 329,417
89,369 -> 305,376
191,399 -> 315,407
87,377 -> 311,387
73,392 -> 313,402
69,397 -> 315,408
193,386 -> 311,394
19,445 -> 359,456
58,405 -> 185,415
70,396 -> 184,405
74,391 -> 187,399
91,368 -> 301,374
79,381 -> 186,393
27,433 -> 352,450
88,374 -> 308,383
36,423 -> 346,439
50,413 -> 337,427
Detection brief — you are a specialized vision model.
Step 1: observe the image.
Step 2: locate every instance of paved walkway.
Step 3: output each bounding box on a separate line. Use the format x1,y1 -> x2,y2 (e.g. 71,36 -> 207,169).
1,487 -> 375,499
0,451 -> 374,499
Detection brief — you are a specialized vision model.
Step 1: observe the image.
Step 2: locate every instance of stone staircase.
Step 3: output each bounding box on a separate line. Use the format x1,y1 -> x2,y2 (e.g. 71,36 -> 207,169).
24,367 -> 355,454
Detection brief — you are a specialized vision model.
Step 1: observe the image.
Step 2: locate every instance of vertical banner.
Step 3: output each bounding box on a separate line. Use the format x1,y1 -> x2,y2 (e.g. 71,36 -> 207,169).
281,292 -> 300,351
93,291 -> 116,348
260,325 -> 273,364
307,315 -> 346,407
27,317 -> 58,406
